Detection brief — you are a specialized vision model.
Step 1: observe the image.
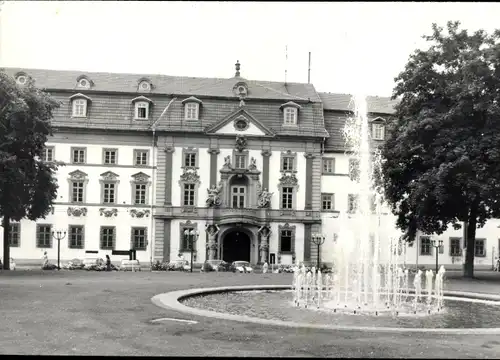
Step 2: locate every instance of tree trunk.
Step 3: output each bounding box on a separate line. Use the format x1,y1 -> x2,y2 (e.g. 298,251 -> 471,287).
2,216 -> 10,270
463,208 -> 477,278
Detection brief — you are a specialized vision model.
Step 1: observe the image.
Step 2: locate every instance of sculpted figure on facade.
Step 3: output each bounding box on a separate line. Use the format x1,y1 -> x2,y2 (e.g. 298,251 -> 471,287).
223,155 -> 232,169
248,157 -> 257,171
205,224 -> 220,260
206,183 -> 223,207
258,225 -> 271,264
257,182 -> 273,208
235,134 -> 247,152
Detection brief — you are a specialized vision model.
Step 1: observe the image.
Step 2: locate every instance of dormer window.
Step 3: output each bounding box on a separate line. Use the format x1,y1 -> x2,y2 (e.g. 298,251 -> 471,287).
139,81 -> 151,92
131,96 -> 153,120
280,101 -> 301,126
69,93 -> 92,117
16,75 -> 27,85
136,102 -> 148,119
233,81 -> 249,97
73,99 -> 87,117
182,96 -> 203,121
371,117 -> 386,140
76,76 -> 92,89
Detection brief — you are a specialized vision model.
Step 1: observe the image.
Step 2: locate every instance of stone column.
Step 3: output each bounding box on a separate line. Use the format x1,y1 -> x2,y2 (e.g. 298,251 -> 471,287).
261,149 -> 272,191
259,226 -> 271,263
164,146 -> 175,205
206,224 -> 219,260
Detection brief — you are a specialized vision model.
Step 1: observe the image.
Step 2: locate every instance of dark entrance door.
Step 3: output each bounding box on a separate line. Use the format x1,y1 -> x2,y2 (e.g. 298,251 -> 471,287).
222,231 -> 251,263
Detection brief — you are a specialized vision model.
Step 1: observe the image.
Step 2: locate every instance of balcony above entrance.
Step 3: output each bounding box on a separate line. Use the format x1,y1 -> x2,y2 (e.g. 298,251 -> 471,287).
154,206 -> 321,224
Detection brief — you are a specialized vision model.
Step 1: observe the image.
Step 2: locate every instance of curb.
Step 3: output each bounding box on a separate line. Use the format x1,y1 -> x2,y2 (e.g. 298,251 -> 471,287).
151,285 -> 500,334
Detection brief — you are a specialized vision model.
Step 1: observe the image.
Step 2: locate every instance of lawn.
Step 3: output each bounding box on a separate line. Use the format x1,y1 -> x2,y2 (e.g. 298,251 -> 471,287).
1,270 -> 500,357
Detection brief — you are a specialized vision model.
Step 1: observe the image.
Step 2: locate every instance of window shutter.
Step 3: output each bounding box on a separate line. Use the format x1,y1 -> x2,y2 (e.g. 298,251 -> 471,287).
278,230 -> 282,253
291,228 -> 295,254
130,227 -> 135,250
144,227 -> 149,248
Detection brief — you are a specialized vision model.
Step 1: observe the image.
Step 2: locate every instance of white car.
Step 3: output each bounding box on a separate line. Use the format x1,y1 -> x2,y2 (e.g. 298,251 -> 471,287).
231,261 -> 253,273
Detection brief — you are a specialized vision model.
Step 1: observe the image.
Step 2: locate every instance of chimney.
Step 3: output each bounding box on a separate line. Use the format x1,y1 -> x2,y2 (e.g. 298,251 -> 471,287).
235,60 -> 241,77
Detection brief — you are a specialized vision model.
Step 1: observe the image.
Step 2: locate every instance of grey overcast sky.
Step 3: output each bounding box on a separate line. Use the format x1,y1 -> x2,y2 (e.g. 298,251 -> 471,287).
0,1 -> 499,96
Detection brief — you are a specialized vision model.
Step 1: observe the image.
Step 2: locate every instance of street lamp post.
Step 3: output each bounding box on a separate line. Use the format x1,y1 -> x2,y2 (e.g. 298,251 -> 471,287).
51,230 -> 67,270
431,239 -> 443,273
311,233 -> 326,269
184,229 -> 199,273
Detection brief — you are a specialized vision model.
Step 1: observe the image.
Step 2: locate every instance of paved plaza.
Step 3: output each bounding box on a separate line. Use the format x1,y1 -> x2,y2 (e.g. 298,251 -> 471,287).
1,270 -> 500,357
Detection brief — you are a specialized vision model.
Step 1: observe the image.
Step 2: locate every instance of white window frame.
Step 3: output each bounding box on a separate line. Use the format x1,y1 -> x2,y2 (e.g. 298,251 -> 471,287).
183,183 -> 196,206
281,186 -> 294,209
42,147 -> 54,162
372,123 -> 385,140
234,154 -> 246,169
322,158 -> 335,174
135,101 -> 149,120
102,182 -> 117,204
283,107 -> 297,125
231,185 -> 246,208
184,102 -> 199,120
72,99 -> 87,117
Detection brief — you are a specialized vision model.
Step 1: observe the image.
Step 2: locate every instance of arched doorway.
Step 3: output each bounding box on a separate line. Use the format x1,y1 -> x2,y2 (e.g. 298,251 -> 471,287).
222,230 -> 251,263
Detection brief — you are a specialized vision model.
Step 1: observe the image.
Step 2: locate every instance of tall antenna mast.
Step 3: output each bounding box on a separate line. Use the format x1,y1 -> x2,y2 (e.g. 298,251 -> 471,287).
308,52 -> 311,84
285,45 -> 288,85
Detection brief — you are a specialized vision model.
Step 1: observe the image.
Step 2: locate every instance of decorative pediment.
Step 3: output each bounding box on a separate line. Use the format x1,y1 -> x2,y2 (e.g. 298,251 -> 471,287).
179,169 -> 200,183
69,93 -> 92,102
181,96 -> 203,105
100,171 -> 119,181
205,108 -> 275,137
131,172 -> 150,182
68,170 -> 88,180
278,173 -> 298,186
131,95 -> 154,104
370,116 -> 386,123
279,101 -> 302,111
279,223 -> 296,231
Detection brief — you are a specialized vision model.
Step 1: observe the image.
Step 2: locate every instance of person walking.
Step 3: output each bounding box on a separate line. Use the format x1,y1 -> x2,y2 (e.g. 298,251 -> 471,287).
106,255 -> 111,271
262,261 -> 269,274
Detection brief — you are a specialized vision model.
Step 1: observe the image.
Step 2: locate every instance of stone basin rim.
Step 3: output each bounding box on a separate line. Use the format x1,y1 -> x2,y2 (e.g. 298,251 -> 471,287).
151,284 -> 500,334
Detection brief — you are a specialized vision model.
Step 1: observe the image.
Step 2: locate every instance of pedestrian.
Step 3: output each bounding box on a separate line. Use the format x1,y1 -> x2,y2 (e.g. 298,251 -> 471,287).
106,255 -> 111,271
263,261 -> 269,274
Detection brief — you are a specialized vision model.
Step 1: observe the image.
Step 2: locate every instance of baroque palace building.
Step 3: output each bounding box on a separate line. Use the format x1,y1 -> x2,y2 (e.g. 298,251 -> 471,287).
1,63 -> 499,268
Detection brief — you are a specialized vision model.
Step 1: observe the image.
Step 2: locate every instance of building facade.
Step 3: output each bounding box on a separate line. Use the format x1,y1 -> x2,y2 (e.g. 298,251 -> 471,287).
0,65 -> 498,268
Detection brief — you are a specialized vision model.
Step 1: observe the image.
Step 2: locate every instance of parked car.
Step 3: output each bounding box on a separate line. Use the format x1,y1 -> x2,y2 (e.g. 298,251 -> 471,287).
168,259 -> 191,272
231,261 -> 253,273
201,260 -> 228,272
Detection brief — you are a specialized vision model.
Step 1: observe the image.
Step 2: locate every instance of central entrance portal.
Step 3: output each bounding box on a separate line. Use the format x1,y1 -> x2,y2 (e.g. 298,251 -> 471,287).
222,230 -> 251,263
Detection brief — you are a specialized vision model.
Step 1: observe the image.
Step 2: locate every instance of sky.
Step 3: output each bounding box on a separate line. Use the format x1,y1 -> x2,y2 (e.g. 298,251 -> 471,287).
1,1 -> 499,97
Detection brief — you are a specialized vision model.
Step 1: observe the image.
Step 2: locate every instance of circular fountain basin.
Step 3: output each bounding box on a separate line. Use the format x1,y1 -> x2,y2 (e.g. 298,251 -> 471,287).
152,285 -> 500,334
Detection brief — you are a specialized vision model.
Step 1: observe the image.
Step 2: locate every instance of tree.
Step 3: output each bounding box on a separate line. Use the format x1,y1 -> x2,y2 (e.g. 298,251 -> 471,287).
0,70 -> 61,270
379,21 -> 500,278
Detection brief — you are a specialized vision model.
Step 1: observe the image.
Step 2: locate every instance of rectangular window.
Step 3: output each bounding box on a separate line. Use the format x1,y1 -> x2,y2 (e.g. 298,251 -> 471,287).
72,99 -> 87,117
181,227 -> 193,251
231,186 -> 246,208
103,149 -> 117,165
349,158 -> 360,181
321,194 -> 333,211
42,147 -> 54,162
132,227 -> 147,250
281,187 -> 294,209
372,123 -> 385,140
134,183 -> 147,205
183,183 -> 195,206
68,225 -> 84,249
36,224 -> 52,248
8,223 -> 20,247
184,153 -> 197,168
449,237 -> 462,256
322,158 -> 335,174
136,102 -> 149,119
72,148 -> 86,164
281,157 -> 294,172
420,236 -> 432,256
100,227 -> 115,250
235,155 -> 246,169
134,150 -> 149,166
280,230 -> 292,252
71,181 -> 84,203
284,108 -> 297,125
185,103 -> 199,120
103,183 -> 116,204
475,238 -> 486,257
347,194 -> 358,213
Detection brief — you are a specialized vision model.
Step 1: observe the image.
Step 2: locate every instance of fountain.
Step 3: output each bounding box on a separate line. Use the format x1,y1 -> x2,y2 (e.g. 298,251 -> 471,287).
292,93 -> 446,316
